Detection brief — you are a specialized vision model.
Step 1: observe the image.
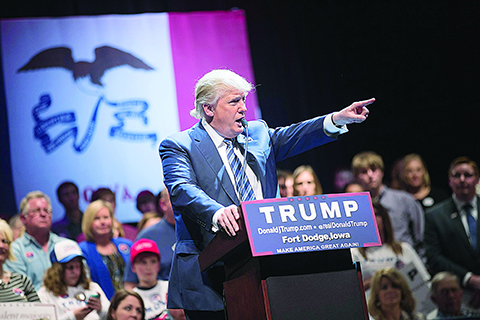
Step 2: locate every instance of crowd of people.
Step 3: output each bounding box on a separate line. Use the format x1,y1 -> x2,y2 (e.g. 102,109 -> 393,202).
1,67 -> 479,320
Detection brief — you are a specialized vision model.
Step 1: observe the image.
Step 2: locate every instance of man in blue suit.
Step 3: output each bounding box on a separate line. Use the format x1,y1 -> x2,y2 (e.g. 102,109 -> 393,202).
159,69 -> 374,320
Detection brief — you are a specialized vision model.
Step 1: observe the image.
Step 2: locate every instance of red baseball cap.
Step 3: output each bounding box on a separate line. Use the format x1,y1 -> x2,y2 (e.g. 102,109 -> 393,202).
130,238 -> 160,263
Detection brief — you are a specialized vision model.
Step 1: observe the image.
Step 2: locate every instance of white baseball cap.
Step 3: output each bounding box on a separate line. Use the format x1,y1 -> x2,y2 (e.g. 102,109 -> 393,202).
50,239 -> 85,263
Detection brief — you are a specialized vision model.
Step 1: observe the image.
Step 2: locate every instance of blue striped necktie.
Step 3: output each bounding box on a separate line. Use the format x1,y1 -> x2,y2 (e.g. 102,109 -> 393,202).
224,138 -> 256,202
464,204 -> 477,250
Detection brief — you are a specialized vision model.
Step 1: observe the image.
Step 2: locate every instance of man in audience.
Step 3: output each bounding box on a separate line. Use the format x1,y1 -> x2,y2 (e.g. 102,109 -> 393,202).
4,191 -> 67,290
351,151 -> 425,259
52,181 -> 83,240
428,272 -> 465,319
425,156 -> 480,313
124,187 -> 176,289
136,190 -> 160,216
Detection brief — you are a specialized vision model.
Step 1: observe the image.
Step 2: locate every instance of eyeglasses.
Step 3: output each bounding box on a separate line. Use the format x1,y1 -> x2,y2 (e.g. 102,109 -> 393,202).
451,172 -> 477,179
28,207 -> 53,216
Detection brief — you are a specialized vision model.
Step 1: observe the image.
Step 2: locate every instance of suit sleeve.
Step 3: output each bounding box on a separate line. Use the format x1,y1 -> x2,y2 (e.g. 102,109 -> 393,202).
159,137 -> 224,232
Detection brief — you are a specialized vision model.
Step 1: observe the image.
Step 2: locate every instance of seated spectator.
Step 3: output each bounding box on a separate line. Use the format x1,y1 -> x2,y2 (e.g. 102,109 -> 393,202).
0,218 -> 40,302
79,200 -> 132,300
37,240 -> 110,320
277,169 -> 294,198
124,188 -> 176,288
351,201 -> 430,292
368,267 -> 425,320
427,272 -> 465,319
344,182 -> 364,193
8,214 -> 25,241
106,289 -> 145,320
400,154 -> 448,211
136,190 -> 158,215
130,239 -> 169,320
293,165 -> 323,196
137,212 -> 161,233
77,188 -> 137,242
52,181 -> 84,240
333,167 -> 355,192
4,191 -> 67,290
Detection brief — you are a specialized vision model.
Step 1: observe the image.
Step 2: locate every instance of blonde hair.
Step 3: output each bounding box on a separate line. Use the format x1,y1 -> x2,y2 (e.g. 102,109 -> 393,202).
292,165 -> 323,196
19,191 -> 52,215
43,260 -> 91,296
137,212 -> 160,232
368,268 -> 416,320
0,219 -> 16,261
351,151 -> 384,177
191,69 -> 254,120
400,153 -> 431,189
82,200 -> 114,242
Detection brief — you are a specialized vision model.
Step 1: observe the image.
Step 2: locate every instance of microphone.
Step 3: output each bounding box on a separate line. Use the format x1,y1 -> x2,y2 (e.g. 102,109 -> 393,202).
240,118 -> 248,128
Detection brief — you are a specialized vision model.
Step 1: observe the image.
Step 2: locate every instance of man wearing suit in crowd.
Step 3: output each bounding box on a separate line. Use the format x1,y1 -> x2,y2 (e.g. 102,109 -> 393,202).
425,156 -> 480,315
159,69 -> 374,320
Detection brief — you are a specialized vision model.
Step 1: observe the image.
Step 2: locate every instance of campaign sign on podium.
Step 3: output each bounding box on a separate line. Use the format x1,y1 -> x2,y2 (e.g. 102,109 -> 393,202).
241,192 -> 381,257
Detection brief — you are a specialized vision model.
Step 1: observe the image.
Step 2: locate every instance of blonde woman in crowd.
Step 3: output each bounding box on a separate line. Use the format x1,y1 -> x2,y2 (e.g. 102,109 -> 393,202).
79,200 -> 132,300
38,240 -> 110,320
368,268 -> 425,320
292,165 -> 323,196
0,219 -> 39,302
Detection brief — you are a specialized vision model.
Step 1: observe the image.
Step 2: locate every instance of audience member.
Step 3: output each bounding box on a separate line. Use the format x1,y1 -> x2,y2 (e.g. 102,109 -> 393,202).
107,289 -> 145,320
427,272 -> 466,319
79,200 -> 132,300
277,169 -> 294,198
77,188 -> 137,242
293,165 -> 323,196
124,188 -> 176,288
130,239 -> 169,320
136,191 -> 158,215
424,156 -> 480,315
400,154 -> 449,212
352,151 -> 425,260
137,212 -> 161,233
368,267 -> 426,320
0,219 -> 40,302
4,191 -> 67,290
389,158 -> 405,190
344,182 -> 364,193
52,181 -> 84,240
38,240 -> 110,320
333,167 -> 355,192
8,214 -> 25,241
351,201 -> 430,292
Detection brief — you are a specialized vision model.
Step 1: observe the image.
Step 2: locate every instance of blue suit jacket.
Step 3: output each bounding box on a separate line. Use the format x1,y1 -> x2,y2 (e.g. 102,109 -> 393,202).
159,116 -> 339,311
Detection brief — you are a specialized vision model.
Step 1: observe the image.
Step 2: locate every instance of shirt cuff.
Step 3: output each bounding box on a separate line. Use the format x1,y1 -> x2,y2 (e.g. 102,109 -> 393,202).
324,113 -> 349,135
463,272 -> 473,287
211,208 -> 224,233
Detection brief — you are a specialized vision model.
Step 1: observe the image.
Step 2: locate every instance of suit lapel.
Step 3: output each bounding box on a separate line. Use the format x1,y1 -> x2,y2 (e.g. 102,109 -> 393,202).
190,122 -> 238,205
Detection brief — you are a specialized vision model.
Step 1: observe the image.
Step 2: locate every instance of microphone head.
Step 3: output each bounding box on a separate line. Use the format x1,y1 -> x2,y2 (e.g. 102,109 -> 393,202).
240,118 -> 248,128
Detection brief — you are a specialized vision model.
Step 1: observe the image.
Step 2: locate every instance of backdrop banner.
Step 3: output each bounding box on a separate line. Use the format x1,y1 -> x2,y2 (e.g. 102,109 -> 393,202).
1,11 -> 259,223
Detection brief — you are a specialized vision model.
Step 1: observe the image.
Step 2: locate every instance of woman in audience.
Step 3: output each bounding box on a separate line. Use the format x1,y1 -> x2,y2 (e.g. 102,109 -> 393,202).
0,219 -> 39,302
399,153 -> 448,211
79,200 -> 132,300
38,239 -> 110,320
368,267 -> 425,320
351,201 -> 429,291
8,214 -> 25,241
107,289 -> 145,320
292,165 -> 323,196
137,212 -> 161,233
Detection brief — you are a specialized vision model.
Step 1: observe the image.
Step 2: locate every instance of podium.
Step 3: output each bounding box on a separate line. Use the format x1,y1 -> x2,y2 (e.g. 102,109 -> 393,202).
199,211 -> 369,320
